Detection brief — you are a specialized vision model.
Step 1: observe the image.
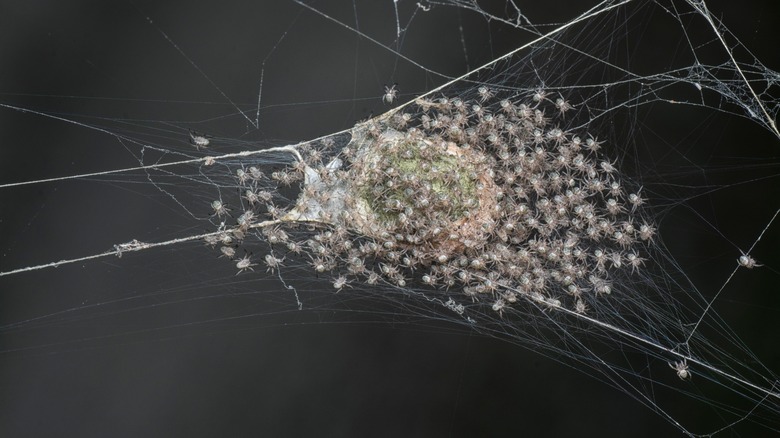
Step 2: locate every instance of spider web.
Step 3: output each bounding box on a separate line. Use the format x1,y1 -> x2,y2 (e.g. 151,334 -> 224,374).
1,1 -> 779,436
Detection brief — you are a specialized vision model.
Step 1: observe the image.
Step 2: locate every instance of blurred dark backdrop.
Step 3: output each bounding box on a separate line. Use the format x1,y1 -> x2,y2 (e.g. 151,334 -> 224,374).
1,1 -> 778,437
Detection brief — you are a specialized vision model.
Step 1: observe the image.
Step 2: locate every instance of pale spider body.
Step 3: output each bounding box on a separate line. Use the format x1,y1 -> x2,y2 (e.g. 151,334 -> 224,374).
590,275 -> 612,295
256,190 -> 274,203
554,97 -> 573,114
244,189 -> 260,205
286,241 -> 304,254
609,181 -> 622,197
235,254 -> 256,274
220,246 -> 236,259
477,86 -> 494,102
593,249 -> 608,271
211,200 -> 230,217
203,234 -> 220,247
532,89 -> 548,104
264,254 -> 284,273
272,170 -> 295,186
189,130 -> 211,149
738,254 -> 761,269
237,210 -> 257,231
638,223 -> 656,241
491,298 -> 506,316
613,231 -> 633,247
543,297 -> 562,309
421,273 -> 438,286
365,271 -> 380,285
311,257 -> 328,273
670,360 -> 691,380
626,252 -> 645,272
219,232 -> 234,246
628,191 -> 644,211
382,84 -> 398,104
248,166 -> 264,180
600,160 -> 617,174
605,198 -> 623,215
585,137 -> 602,152
264,227 -> 289,245
332,275 -> 349,291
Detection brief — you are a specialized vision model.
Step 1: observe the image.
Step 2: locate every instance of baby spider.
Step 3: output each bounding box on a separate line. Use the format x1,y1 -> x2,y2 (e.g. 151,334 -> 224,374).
532,89 -> 548,104
585,136 -> 603,152
738,254 -> 762,269
219,246 -> 236,259
203,233 -> 220,247
638,223 -> 656,241
625,252 -> 645,272
236,210 -> 257,231
311,256 -> 329,273
264,254 -> 285,274
574,299 -> 588,314
286,241 -> 304,255
554,97 -> 573,114
243,188 -> 261,205
477,86 -> 494,102
599,160 -> 617,174
669,360 -> 691,380
189,130 -> 212,149
271,170 -> 296,186
382,84 -> 398,104
491,298 -> 506,316
542,297 -> 562,311
332,275 -> 350,291
628,192 -> 644,212
211,200 -> 230,218
236,168 -> 251,185
235,254 -> 256,274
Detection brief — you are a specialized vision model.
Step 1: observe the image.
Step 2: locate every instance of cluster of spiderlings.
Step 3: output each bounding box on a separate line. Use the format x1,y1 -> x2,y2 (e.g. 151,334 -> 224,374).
208,87 -> 656,315
201,135 -> 347,274
203,161 -> 291,270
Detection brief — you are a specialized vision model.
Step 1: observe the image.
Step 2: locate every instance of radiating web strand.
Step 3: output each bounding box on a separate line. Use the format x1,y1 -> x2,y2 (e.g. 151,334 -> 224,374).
292,0 -> 449,79
705,381 -> 780,436
0,296 -> 303,356
0,145 -> 303,189
256,67 -> 264,128
139,14 -> 258,129
470,269 -> 780,403
0,102 -> 132,150
524,294 -> 690,436
0,217 -> 330,278
391,0 -> 633,112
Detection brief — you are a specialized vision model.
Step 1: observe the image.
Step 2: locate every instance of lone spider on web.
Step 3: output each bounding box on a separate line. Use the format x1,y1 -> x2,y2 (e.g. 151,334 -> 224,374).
189,130 -> 212,149
669,360 -> 691,380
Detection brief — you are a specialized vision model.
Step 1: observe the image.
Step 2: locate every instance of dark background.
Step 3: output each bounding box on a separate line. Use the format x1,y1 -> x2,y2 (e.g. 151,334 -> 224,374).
1,1 -> 779,437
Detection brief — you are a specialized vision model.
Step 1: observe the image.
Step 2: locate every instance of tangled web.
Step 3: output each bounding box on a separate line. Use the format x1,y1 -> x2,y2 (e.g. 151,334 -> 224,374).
215,90 -> 657,317
1,0 -> 779,436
